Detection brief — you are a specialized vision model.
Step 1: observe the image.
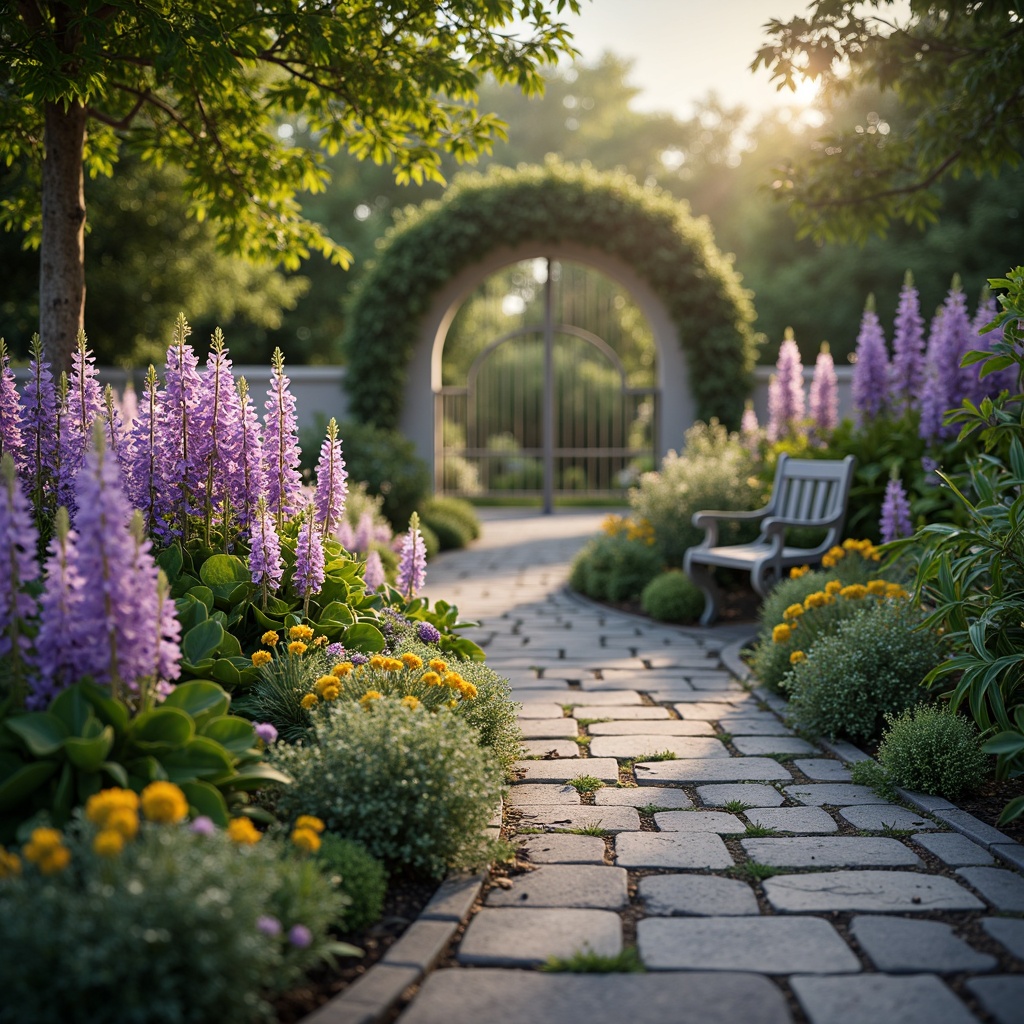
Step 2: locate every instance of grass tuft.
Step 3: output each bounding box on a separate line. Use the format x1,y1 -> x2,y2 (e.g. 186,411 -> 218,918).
567,774 -> 606,794
542,946 -> 644,973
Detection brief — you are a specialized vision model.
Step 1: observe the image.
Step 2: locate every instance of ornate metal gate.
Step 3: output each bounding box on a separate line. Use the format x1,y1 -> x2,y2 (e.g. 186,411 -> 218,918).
436,259 -> 659,510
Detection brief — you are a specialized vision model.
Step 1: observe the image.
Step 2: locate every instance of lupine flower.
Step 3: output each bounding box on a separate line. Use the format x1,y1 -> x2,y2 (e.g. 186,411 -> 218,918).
119,381 -> 138,429
0,455 -> 40,704
363,549 -> 385,592
918,284 -> 973,443
53,371 -> 81,515
249,497 -> 284,607
335,517 -> 356,551
235,377 -> 267,534
942,280 -> 978,404
739,402 -> 759,453
293,504 -> 326,614
264,347 -> 303,529
20,336 -> 59,519
417,621 -> 441,644
123,366 -> 174,539
314,418 -> 347,540
102,384 -> 126,470
889,271 -> 926,411
808,342 -> 838,436
0,339 -> 26,473
852,299 -> 890,422
396,512 -> 427,599
879,475 -> 913,543
971,291 -> 1015,397
353,510 -> 376,554
767,330 -> 805,441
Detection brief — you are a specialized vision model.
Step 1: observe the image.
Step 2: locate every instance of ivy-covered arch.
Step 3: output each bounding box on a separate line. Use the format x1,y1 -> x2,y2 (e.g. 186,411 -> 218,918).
342,160 -> 758,432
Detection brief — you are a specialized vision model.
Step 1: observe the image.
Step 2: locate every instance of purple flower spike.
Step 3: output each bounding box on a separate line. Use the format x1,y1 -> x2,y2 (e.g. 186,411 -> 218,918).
363,549 -> 386,593
249,497 -> 284,606
852,299 -> 890,422
314,418 -> 348,540
254,722 -> 278,745
417,621 -> 441,644
767,331 -> 805,441
294,504 -> 326,613
0,340 -> 26,475
879,476 -> 913,543
918,282 -> 973,443
335,518 -> 356,551
264,348 -> 303,528
353,510 -> 376,554
235,377 -> 267,534
396,512 -> 427,600
808,343 -> 838,437
21,337 -> 59,517
288,924 -> 313,949
889,271 -> 926,412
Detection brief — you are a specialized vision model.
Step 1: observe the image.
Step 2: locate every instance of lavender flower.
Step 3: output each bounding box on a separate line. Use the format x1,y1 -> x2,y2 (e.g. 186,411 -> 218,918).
288,924 -> 312,949
918,284 -> 973,443
852,299 -> 890,422
879,475 -> 913,544
190,816 -> 217,836
396,512 -> 427,599
263,347 -> 303,529
417,621 -> 441,644
68,332 -> 104,442
20,337 -> 59,519
0,339 -> 26,474
293,504 -> 326,614
350,653 -> 369,665
363,549 -> 386,593
808,343 -> 838,437
253,722 -> 278,745
102,384 -> 126,467
353,510 -> 376,554
249,496 -> 284,607
767,330 -> 805,441
235,377 -> 267,534
258,916 -> 282,937
123,366 -> 174,538
889,271 -> 926,411
943,279 -> 977,404
314,418 -> 348,540
325,642 -> 346,658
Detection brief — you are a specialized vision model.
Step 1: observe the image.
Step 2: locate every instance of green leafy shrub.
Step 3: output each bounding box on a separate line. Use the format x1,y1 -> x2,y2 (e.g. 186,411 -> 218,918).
641,570 -> 704,623
569,533 -> 663,603
629,419 -> 763,566
0,819 -> 350,1024
318,834 -> 388,932
421,497 -> 480,542
875,705 -> 989,800
266,699 -> 503,878
786,601 -> 942,742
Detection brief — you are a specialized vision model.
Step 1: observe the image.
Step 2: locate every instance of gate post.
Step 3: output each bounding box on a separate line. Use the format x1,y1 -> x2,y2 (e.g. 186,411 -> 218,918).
542,258 -> 555,515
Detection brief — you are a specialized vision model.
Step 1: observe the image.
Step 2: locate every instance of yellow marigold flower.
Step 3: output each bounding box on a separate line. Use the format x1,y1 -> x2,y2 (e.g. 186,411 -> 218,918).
0,848 -> 21,879
602,514 -> 627,536
140,781 -> 189,824
315,675 -> 338,696
290,826 -> 321,854
369,655 -> 387,669
104,807 -> 139,840
227,817 -> 262,845
321,684 -> 340,701
382,657 -> 404,672
300,693 -> 319,709
401,695 -> 421,710
251,650 -> 272,667
458,681 -> 478,700
789,564 -> 810,579
789,650 -> 807,665
783,604 -> 805,621
313,634 -> 329,647
38,846 -> 71,875
803,592 -> 828,609
429,659 -> 448,673
85,787 -> 139,827
288,641 -> 307,656
93,830 -> 125,858
840,584 -> 868,600
295,815 -> 325,833
772,623 -> 792,644
402,653 -> 423,670
289,624 -> 314,642
261,630 -> 280,646
866,579 -> 888,596
886,583 -> 910,600
825,580 -> 842,595
332,662 -> 354,677
443,671 -> 464,688
421,671 -> 442,686
821,554 -> 836,568
448,700 -> 458,709
842,538 -> 859,550
23,828 -> 64,860
359,690 -> 383,708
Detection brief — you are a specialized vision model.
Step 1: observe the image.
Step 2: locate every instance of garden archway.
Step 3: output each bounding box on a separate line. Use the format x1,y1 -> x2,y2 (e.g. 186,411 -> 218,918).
341,161 -> 758,488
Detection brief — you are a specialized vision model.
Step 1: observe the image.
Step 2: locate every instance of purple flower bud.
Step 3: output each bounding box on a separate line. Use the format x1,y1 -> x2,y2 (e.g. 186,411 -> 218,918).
417,621 -> 441,644
314,418 -> 348,540
879,476 -> 913,544
335,518 -> 356,551
808,343 -> 838,436
254,722 -> 278,744
249,497 -> 284,602
889,271 -> 926,411
0,340 -> 26,476
288,924 -> 313,949
258,915 -> 282,937
325,642 -> 346,658
396,513 -> 427,599
190,816 -> 217,836
264,348 -> 303,528
767,332 -> 805,441
852,301 -> 890,422
294,504 -> 326,610
363,549 -> 386,593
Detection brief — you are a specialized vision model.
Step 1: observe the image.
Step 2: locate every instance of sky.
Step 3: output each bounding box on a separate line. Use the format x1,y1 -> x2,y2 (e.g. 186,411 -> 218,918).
554,0 -> 823,119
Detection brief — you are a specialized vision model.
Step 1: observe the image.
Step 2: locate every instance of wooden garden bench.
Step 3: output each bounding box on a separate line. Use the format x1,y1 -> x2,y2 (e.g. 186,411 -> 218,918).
683,453 -> 857,625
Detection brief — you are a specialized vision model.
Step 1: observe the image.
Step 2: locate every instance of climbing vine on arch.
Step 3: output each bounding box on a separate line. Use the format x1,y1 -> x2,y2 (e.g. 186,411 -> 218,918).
341,160 -> 758,431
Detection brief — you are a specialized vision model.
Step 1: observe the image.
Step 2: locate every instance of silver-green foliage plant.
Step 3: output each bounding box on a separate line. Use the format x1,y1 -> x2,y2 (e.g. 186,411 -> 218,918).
0,823 -> 349,1024
266,699 -> 504,879
316,834 -> 388,933
629,419 -> 763,566
786,601 -> 942,743
568,533 -> 663,603
640,570 -> 705,623
875,705 -> 989,801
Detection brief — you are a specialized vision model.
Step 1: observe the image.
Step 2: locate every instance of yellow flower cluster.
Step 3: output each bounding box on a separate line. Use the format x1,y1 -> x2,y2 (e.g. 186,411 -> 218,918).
290,814 -> 325,854
332,662 -> 354,677
840,583 -> 868,600
0,847 -> 21,878
22,828 -> 70,875
359,690 -> 384,708
262,630 -> 281,646
314,675 -> 341,701
789,564 -> 811,579
601,514 -> 656,545
251,650 -> 272,667
289,625 -> 314,642
227,817 -> 262,845
401,695 -> 422,710
300,693 -> 319,709
86,787 -> 140,856
772,623 -> 792,644
288,641 -> 307,656
789,650 -> 806,665
821,538 -> 880,568
140,781 -> 189,825
782,604 -> 805,621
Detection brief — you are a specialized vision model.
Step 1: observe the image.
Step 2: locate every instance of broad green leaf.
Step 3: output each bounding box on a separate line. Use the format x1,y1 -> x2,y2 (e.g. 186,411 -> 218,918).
52,762 -> 74,825
156,544 -> 184,581
0,761 -> 58,810
180,779 -> 230,826
252,605 -> 285,632
129,706 -> 195,750
80,683 -> 130,733
4,712 -> 69,756
210,659 -> 242,687
65,726 -> 115,772
161,737 -> 234,782
199,554 -> 252,587
187,585 -> 215,613
343,622 -> 386,653
182,619 -> 226,664
125,755 -> 168,786
317,601 -> 355,625
199,716 -> 256,757
222,763 -> 293,791
101,761 -> 130,788
162,680 -> 231,722
50,685 -> 93,734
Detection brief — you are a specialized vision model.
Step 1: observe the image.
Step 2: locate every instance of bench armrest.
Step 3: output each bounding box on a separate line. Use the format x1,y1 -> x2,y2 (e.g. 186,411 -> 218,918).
691,506 -> 769,551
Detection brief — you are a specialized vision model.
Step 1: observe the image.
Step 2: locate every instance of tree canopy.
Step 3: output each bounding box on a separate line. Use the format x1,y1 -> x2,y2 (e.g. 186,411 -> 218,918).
753,0 -> 1024,242
0,0 -> 581,366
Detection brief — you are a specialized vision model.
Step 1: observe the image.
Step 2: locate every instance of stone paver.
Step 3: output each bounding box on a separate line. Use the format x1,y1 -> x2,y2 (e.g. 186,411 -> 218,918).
516,833 -> 607,864
457,908 -> 622,967
518,719 -> 580,739
593,785 -> 692,808
560,690 -> 643,705
654,810 -> 745,833
586,719 -> 714,736
615,831 -> 734,869
513,758 -> 620,783
486,864 -> 628,910
850,916 -> 997,973
516,703 -> 568,719
784,784 -> 891,805
982,916 -> 1024,958
674,702 -> 768,720
722,718 -> 796,735
914,831 -> 995,866
763,870 -> 985,912
793,758 -> 851,781
741,836 -> 923,868
731,736 -> 818,756
401,969 -> 793,1024
957,866 -> 1024,911
838,804 -> 936,832
791,975 -> 978,1024
745,806 -> 839,834
639,874 -> 760,917
638,917 -> 860,974
519,740 -> 580,758
572,705 -> 670,720
636,757 -> 792,784
589,735 -> 730,759
697,783 -> 786,808
513,804 -> 640,834
966,977 -> 1024,1024
507,784 -> 580,805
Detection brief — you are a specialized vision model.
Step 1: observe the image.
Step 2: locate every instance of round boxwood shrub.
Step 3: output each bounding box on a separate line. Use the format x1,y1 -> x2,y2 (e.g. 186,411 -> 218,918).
641,570 -> 705,623
267,699 -> 503,879
785,601 -> 942,743
419,497 -> 480,551
569,534 -> 663,604
875,704 -> 989,800
317,834 -> 388,933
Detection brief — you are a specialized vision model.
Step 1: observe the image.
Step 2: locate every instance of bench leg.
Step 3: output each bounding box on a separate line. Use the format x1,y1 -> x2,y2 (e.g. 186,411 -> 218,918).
684,558 -> 723,627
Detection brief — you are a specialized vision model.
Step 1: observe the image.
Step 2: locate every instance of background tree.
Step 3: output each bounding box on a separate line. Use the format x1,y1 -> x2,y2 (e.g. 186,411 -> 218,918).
0,0 -> 581,368
753,0 -> 1024,242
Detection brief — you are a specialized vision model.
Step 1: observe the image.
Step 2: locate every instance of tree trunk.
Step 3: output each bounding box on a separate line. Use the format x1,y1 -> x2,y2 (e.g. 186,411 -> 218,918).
39,100 -> 87,373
